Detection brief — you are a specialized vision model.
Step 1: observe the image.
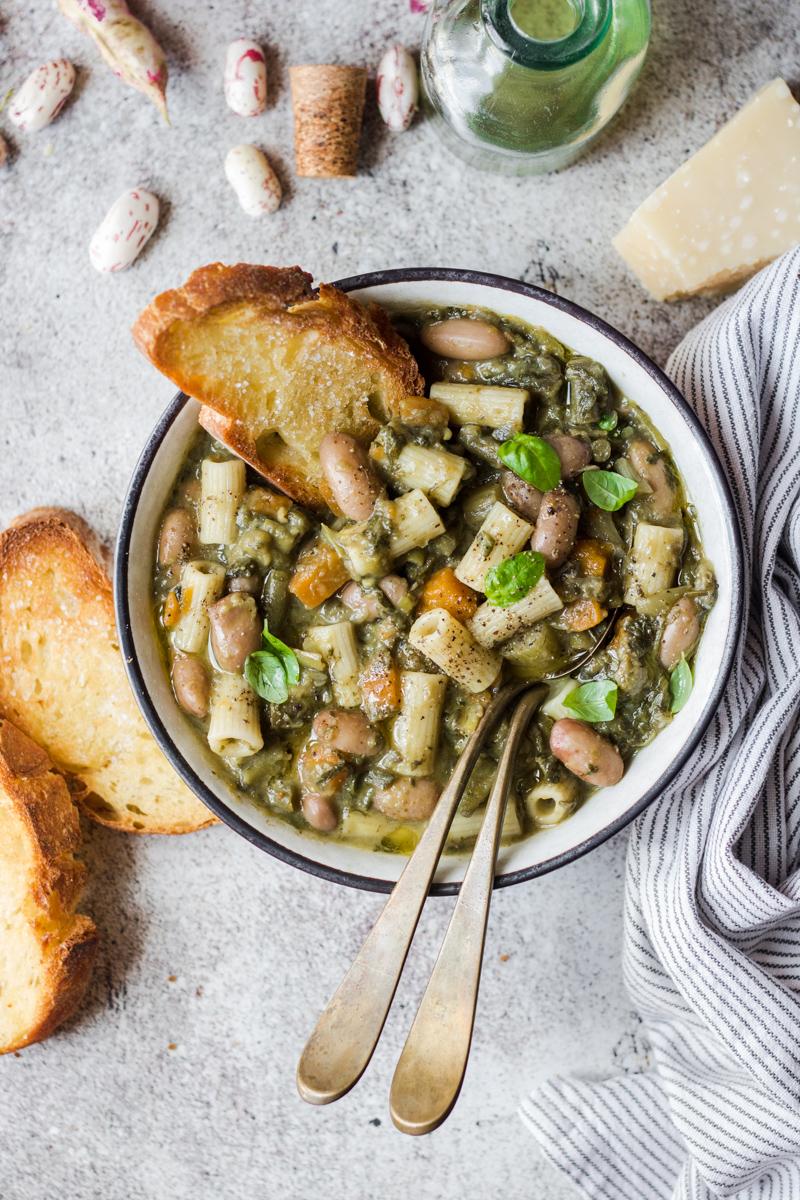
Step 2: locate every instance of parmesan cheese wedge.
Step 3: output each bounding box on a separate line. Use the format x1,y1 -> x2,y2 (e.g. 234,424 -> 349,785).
614,79 -> 800,301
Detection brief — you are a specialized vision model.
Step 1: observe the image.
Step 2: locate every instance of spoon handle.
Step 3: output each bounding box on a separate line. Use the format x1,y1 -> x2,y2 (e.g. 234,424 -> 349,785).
389,686 -> 544,1135
296,682 -> 527,1106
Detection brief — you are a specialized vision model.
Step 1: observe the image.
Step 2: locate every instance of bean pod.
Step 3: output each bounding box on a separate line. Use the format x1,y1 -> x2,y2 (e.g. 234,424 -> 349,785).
8,60 -> 76,133
224,38 -> 267,116
58,0 -> 168,121
376,44 -> 418,132
224,144 -> 282,216
89,188 -> 160,272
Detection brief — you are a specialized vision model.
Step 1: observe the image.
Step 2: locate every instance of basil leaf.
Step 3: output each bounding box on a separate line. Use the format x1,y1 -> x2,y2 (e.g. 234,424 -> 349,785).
582,469 -> 639,512
244,621 -> 300,702
597,411 -> 618,432
262,623 -> 300,687
498,434 -> 561,492
484,551 -> 545,607
563,679 -> 618,723
669,656 -> 693,713
244,650 -> 290,703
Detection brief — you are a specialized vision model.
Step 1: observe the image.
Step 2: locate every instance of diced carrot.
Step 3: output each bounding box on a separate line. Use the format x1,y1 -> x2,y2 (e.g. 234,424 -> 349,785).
572,538 -> 610,578
162,589 -> 182,629
288,538 -> 350,608
397,394 -> 450,428
360,656 -> 401,721
562,597 -> 608,632
418,567 -> 478,622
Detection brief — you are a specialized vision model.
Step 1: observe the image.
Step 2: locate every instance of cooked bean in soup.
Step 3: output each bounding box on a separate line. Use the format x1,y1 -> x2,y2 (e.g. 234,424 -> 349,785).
152,305 -> 716,853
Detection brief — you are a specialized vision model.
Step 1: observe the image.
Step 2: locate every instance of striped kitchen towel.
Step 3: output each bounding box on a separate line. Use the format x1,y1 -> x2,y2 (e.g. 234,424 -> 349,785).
521,245 -> 800,1199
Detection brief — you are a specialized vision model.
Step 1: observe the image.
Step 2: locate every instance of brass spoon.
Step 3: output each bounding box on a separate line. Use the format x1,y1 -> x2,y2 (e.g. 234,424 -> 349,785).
296,615 -> 618,1114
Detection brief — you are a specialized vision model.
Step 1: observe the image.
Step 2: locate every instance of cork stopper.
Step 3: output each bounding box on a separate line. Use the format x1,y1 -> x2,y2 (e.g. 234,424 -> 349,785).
290,65 -> 368,179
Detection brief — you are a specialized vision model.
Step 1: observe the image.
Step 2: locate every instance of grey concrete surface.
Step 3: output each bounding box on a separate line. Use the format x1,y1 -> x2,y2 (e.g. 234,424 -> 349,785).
0,1 -> 794,1197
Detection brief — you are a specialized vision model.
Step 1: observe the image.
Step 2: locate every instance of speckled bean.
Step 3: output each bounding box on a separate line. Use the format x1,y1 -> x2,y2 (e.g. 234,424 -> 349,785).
628,439 -> 675,519
373,777 -> 440,821
208,593 -> 262,673
9,60 -> 75,133
549,718 -> 624,787
224,38 -> 267,116
319,433 -> 382,520
501,470 -> 543,521
532,488 -> 579,567
89,188 -> 159,272
312,709 -> 380,758
58,0 -> 168,120
171,654 -> 210,719
421,318 -> 510,361
376,44 -> 418,132
224,144 -> 282,216
301,792 -> 339,832
659,596 -> 700,670
545,432 -> 592,479
158,508 -> 195,567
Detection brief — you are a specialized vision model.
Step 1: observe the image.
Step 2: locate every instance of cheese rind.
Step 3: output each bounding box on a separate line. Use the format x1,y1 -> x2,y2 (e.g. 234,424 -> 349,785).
614,79 -> 800,301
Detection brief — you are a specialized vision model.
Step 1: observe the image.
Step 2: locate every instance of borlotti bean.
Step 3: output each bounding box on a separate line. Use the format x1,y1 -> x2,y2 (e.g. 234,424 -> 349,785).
57,0 -> 168,120
375,45 -> 418,132
224,39 -> 267,117
224,145 -> 282,216
89,188 -> 160,273
8,60 -> 76,133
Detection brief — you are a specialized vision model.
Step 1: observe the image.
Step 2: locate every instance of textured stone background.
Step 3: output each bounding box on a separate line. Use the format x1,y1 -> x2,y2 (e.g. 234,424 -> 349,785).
0,2 -> 796,1198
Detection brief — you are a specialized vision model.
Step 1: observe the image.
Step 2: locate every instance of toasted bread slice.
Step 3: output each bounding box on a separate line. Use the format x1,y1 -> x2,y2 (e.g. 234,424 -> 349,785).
132,263 -> 425,511
0,509 -> 214,834
0,719 -> 97,1054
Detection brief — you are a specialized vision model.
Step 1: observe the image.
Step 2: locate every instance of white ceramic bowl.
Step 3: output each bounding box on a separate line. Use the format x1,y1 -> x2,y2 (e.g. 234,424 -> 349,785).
115,269 -> 742,894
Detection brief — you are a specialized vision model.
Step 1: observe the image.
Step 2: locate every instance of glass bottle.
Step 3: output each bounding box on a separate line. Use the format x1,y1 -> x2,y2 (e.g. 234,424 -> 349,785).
421,0 -> 651,174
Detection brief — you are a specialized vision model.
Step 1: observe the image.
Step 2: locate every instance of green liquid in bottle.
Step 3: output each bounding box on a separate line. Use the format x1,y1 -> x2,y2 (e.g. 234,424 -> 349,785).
510,0 -> 581,40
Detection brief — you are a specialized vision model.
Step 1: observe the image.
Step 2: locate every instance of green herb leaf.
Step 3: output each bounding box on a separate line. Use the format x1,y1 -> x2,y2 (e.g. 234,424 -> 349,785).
669,656 -> 693,713
484,551 -> 545,607
563,679 -> 618,723
244,621 -> 299,703
582,469 -> 639,512
498,434 -> 561,492
597,411 -> 618,432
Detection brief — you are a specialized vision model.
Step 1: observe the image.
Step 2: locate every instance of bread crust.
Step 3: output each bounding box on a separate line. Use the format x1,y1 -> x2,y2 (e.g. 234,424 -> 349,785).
132,264 -> 425,509
0,720 -> 97,1054
0,509 -> 216,835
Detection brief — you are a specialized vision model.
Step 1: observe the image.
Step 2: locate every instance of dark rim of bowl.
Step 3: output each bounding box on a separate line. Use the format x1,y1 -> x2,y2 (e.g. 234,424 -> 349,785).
115,267 -> 743,896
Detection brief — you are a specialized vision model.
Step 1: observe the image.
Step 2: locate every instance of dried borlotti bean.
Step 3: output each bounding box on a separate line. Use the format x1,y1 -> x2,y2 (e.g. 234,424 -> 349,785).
58,0 -> 168,121
8,60 -> 76,133
224,39 -> 267,117
224,145 -> 282,216
376,45 -> 418,132
89,188 -> 160,272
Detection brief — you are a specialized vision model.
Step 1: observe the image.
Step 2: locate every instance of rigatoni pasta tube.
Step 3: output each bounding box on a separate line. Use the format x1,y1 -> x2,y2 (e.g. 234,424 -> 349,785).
173,560 -> 226,653
388,489 -> 446,557
199,457 -> 246,545
391,671 -> 447,777
624,522 -> 684,607
409,607 -> 501,694
524,778 -> 578,827
429,382 -> 528,431
207,673 -> 264,760
304,622 -> 361,707
470,577 -> 563,648
394,444 -> 468,507
454,501 -> 533,592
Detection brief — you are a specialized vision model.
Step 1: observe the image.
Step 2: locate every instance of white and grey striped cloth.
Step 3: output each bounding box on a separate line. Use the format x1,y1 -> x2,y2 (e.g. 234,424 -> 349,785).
521,246 -> 800,1199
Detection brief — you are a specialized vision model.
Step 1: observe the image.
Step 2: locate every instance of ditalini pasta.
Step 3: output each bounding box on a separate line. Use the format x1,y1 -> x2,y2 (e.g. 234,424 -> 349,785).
304,622 -> 361,707
394,444 -> 468,506
429,382 -> 528,430
408,607 -> 502,694
624,522 -> 684,606
207,672 -> 264,759
174,560 -> 226,653
152,294 -> 715,856
455,502 -> 533,591
199,457 -> 246,545
470,577 -> 563,647
391,671 -> 448,776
